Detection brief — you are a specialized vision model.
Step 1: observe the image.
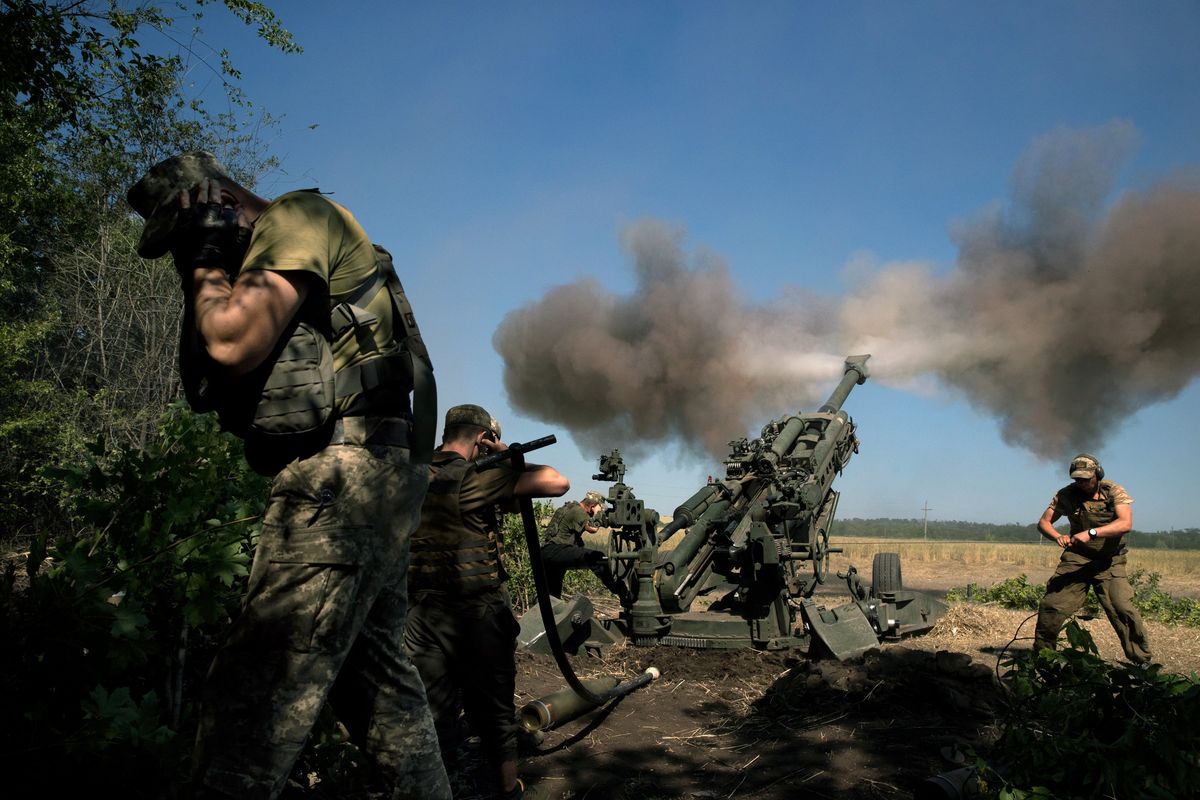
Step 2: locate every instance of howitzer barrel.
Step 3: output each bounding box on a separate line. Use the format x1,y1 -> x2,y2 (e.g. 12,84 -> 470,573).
758,356 -> 870,471
818,355 -> 870,414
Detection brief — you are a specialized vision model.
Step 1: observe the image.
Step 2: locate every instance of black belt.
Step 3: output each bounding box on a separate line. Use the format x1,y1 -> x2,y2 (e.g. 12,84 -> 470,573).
330,416 -> 411,447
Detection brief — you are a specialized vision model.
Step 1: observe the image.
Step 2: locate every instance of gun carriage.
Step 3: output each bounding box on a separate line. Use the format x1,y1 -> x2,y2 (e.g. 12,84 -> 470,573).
519,355 -> 947,661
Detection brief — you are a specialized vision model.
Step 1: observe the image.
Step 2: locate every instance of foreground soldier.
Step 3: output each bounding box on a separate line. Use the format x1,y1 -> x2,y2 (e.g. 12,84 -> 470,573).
540,492 -> 631,605
1033,453 -> 1152,664
127,152 -> 449,798
406,404 -> 568,799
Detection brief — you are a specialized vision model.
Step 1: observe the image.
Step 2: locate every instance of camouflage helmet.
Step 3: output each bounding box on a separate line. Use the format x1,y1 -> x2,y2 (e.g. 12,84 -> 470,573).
444,404 -> 501,438
1069,453 -> 1104,480
127,151 -> 232,258
583,490 -> 605,507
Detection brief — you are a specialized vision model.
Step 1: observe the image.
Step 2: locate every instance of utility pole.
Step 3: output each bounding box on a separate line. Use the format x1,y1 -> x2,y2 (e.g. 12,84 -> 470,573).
922,500 -> 932,541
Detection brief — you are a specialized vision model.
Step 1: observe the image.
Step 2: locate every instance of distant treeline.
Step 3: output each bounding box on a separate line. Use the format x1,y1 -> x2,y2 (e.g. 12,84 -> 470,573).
835,518 -> 1200,550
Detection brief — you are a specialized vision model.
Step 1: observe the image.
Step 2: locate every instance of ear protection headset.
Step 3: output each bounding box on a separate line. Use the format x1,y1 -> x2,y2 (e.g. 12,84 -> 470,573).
1071,453 -> 1105,481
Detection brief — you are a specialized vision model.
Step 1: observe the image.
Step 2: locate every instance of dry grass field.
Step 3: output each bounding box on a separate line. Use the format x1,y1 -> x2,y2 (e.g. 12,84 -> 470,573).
629,528 -> 1200,599
828,536 -> 1200,599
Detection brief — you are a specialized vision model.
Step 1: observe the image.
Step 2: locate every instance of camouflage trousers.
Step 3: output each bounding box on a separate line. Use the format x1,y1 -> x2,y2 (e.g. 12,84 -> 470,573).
1033,551 -> 1152,663
192,443 -> 451,799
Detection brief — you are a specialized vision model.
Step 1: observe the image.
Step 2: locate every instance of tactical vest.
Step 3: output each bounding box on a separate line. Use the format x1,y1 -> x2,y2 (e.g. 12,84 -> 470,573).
543,501 -> 586,547
408,456 -> 504,595
1068,481 -> 1127,559
181,245 -> 436,475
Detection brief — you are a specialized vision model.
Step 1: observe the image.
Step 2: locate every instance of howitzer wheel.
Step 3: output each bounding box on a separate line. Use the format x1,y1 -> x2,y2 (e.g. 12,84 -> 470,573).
811,527 -> 831,587
871,552 -> 903,595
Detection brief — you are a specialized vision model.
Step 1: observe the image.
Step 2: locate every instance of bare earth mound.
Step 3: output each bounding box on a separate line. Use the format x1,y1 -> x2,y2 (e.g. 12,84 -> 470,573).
447,599 -> 1200,800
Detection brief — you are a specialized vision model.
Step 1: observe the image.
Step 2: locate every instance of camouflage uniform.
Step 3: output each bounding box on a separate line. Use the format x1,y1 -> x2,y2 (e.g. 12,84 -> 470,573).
404,407 -> 523,779
128,155 -> 450,799
194,444 -> 449,798
540,496 -> 628,602
1033,478 -> 1152,663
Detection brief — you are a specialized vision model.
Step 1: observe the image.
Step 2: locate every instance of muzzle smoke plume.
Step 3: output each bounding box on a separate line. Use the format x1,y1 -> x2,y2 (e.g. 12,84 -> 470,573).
494,121 -> 1200,461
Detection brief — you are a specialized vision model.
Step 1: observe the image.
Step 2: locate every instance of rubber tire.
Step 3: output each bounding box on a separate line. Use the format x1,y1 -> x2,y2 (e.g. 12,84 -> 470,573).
871,552 -> 903,594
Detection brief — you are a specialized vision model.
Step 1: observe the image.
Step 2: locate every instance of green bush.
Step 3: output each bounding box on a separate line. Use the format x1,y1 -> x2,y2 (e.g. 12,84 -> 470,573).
947,574 -> 1052,612
0,402 -> 268,797
948,570 -> 1200,628
974,623 -> 1200,799
1129,570 -> 1200,627
500,501 -> 603,612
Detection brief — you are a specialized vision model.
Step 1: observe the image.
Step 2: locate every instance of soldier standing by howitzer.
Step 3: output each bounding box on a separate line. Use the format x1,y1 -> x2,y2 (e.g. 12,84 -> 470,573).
1033,453 -> 1153,664
540,492 -> 631,605
128,152 -> 450,798
405,404 -> 568,799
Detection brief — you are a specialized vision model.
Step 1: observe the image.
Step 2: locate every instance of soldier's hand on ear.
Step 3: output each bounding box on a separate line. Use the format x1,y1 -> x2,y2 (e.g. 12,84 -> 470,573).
172,179 -> 251,276
479,434 -> 508,454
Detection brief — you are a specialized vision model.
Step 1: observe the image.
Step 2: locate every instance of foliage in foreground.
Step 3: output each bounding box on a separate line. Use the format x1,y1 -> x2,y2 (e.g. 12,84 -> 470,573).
973,623 -> 1200,799
501,500 -> 604,611
1,0 -> 296,548
0,404 -> 267,796
947,570 -> 1200,628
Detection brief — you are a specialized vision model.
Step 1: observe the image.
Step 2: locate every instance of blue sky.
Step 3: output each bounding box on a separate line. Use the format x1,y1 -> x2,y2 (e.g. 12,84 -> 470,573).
187,2 -> 1200,531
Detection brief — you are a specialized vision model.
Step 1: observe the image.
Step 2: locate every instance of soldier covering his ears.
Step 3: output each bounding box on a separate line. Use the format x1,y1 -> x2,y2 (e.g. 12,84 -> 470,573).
128,152 -> 450,798
405,404 -> 569,799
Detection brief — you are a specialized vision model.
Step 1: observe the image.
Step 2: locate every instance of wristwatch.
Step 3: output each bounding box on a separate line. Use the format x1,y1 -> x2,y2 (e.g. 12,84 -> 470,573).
1087,528 -> 1098,540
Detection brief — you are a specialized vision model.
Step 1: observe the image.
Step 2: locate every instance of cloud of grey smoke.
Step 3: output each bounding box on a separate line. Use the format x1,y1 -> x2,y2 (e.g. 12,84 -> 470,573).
493,221 -> 844,459
841,120 -> 1200,458
494,121 -> 1200,462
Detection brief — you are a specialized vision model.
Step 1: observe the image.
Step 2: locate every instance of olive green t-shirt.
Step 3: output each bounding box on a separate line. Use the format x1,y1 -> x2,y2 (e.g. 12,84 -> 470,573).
544,501 -> 591,547
242,190 -> 404,415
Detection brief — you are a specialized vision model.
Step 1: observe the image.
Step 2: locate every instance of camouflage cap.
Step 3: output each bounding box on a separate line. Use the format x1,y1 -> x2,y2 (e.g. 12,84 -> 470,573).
127,151 -> 232,258
583,490 -> 605,506
1069,454 -> 1099,479
444,404 -> 501,438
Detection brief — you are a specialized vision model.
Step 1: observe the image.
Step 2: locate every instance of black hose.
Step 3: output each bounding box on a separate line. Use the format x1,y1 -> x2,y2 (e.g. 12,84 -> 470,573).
476,436 -> 650,706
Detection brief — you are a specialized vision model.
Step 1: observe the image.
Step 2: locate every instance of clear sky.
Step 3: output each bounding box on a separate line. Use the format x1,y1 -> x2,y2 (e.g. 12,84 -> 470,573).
185,2 -> 1200,532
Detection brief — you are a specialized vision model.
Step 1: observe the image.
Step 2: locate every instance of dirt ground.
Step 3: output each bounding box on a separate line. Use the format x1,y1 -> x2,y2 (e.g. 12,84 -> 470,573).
448,556 -> 1200,800
9,543 -> 1197,798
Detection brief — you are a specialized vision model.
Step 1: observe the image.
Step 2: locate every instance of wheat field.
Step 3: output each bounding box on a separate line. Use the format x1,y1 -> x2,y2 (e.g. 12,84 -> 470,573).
829,536 -> 1200,598
593,529 -> 1200,598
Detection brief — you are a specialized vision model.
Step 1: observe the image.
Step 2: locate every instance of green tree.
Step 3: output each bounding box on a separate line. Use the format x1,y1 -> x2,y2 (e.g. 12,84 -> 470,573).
0,4 -> 311,793
501,501 -> 604,611
0,0 -> 297,542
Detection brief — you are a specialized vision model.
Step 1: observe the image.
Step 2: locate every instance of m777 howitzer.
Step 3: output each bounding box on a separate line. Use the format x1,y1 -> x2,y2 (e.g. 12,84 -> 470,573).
518,354 -> 948,662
